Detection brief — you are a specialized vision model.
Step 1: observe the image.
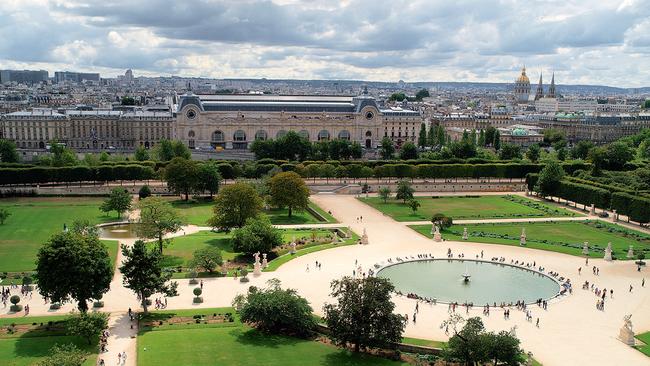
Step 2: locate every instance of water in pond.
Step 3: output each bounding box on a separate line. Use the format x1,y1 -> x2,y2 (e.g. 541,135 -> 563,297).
378,259 -> 560,305
98,223 -> 139,239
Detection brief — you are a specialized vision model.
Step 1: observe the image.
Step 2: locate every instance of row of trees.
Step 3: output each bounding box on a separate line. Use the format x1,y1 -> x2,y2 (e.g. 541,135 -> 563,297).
0,164 -> 155,185
250,131 -> 363,161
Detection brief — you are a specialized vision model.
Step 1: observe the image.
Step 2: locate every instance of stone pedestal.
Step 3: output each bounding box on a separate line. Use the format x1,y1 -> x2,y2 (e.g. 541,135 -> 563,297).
604,242 -> 613,261
619,316 -> 635,346
433,226 -> 442,242
253,252 -> 262,276
590,204 -> 596,215
360,228 -> 369,245
462,227 -> 468,240
582,242 -> 589,255
290,242 -> 297,254
262,253 -> 268,268
627,245 -> 634,259
612,209 -> 618,222
519,228 -> 526,246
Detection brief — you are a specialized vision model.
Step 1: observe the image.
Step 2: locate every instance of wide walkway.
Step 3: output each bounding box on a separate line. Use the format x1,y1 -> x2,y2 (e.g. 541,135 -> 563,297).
2,193 -> 649,366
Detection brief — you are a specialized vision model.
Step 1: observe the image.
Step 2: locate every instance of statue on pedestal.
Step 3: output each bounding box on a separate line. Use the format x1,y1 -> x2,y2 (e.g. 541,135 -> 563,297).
290,241 -> 297,254
590,204 -> 596,215
582,241 -> 589,255
519,228 -> 526,246
604,242 -> 613,261
262,253 -> 268,268
462,227 -> 468,240
433,225 -> 442,242
618,314 -> 636,346
253,252 -> 262,276
627,245 -> 634,259
612,209 -> 618,222
360,228 -> 369,245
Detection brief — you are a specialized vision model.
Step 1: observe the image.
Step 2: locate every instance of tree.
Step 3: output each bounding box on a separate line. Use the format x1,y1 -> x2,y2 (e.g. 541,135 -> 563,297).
164,157 -> 199,201
417,123 -> 427,147
36,228 -> 112,312
38,344 -> 88,366
268,171 -> 310,217
449,140 -> 477,159
493,130 -> 501,150
484,126 -> 496,147
588,146 -> 607,175
134,145 -> 150,161
135,197 -> 183,253
399,142 -> 419,160
415,88 -> 430,101
234,279 -> 316,337
189,247 -> 223,273
0,139 -> 19,163
427,124 -> 437,146
66,312 -> 108,345
121,96 -> 136,105
407,199 -> 420,213
486,330 -> 524,366
0,208 -> 10,225
431,213 -> 453,229
196,162 -> 222,197
153,139 -> 174,161
120,240 -> 177,314
138,185 -> 152,199
379,187 -> 392,203
323,276 -> 406,352
605,141 -> 634,170
557,147 -> 567,161
534,161 -> 565,198
379,137 -> 395,159
350,141 -> 363,159
50,142 -> 77,166
571,140 -> 594,160
389,92 -> 407,102
276,131 -> 312,161
526,144 -> 541,162
498,143 -> 522,160
543,128 -> 566,147
100,188 -> 132,218
208,182 -> 262,230
231,217 -> 282,255
478,129 -> 486,147
395,179 -> 414,203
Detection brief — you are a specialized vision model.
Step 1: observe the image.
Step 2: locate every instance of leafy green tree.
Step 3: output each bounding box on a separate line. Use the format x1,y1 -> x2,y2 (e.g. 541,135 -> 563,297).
395,179 -> 414,203
350,141 -> 363,159
208,182 -> 262,230
389,92 -> 407,101
36,229 -> 112,312
135,197 -> 183,253
557,147 -> 567,161
380,137 -> 395,159
526,144 -> 541,162
196,162 -> 222,197
231,217 -> 282,255
276,131 -> 312,161
534,161 -> 565,198
164,157 -> 199,201
138,185 -> 152,199
0,139 -> 19,163
427,124 -> 437,146
38,343 -> 88,366
486,330 -> 525,366
323,276 -> 406,352
379,187 -> 392,203
431,213 -> 453,229
605,141 -> 634,170
643,99 -> 650,109
407,199 -> 421,213
437,125 -> 446,147
50,142 -> 77,166
171,140 -> 191,159
543,128 -> 566,147
268,171 -> 310,217
234,279 -> 316,337
0,208 -> 10,225
320,163 -> 336,182
443,316 -> 489,365
498,143 -> 522,160
66,312 -> 108,344
417,123 -> 427,147
415,88 -> 430,101
478,129 -> 486,147
571,140 -> 594,160
399,142 -> 419,160
493,130 -> 501,150
153,139 -> 174,161
134,145 -> 150,161
485,126 -> 496,147
189,247 -> 223,273
121,96 -> 136,105
250,139 -> 276,159
120,240 -> 178,314
100,188 -> 132,218
449,140 -> 477,159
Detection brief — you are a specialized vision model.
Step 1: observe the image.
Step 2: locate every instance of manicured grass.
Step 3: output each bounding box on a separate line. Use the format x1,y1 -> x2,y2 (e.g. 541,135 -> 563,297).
170,199 -> 334,226
0,197 -> 118,273
410,220 -> 650,259
636,331 -> 650,357
0,314 -> 98,366
307,202 -> 338,223
359,195 -> 578,222
401,337 -> 445,349
137,307 -> 406,366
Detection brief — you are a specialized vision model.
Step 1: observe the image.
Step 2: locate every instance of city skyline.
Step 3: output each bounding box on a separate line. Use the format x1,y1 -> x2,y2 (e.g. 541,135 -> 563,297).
1,0 -> 650,87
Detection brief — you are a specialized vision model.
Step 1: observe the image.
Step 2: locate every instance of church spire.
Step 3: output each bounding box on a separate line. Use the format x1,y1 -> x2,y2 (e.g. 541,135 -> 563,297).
535,72 -> 544,100
547,72 -> 556,98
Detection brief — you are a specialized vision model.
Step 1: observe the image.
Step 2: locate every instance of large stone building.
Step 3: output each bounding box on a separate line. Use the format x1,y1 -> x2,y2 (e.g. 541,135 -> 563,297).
536,113 -> 650,143
513,66 -> 531,103
0,69 -> 49,85
174,92 -> 422,150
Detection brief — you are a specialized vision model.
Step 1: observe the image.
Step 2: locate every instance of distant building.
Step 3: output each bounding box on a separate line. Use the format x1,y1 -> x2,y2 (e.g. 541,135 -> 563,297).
54,71 -> 100,84
513,66 -> 531,103
446,124 -> 542,147
536,113 -> 650,143
0,69 -> 48,85
124,69 -> 134,83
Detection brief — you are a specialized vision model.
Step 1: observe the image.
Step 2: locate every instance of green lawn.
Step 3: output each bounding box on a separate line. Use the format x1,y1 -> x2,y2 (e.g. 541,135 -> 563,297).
137,307 -> 406,366
636,331 -> 650,357
360,195 -> 578,222
410,220 -> 650,259
0,315 -> 99,366
0,197 -> 118,273
401,337 -> 445,349
170,199 -> 334,226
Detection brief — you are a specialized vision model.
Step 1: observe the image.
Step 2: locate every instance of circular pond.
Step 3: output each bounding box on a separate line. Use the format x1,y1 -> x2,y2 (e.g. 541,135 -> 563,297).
377,259 -> 560,305
98,223 -> 139,239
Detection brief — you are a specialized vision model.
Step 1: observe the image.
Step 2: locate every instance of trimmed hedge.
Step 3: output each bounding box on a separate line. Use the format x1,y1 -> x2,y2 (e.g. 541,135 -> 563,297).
0,165 -> 155,185
611,192 -> 650,223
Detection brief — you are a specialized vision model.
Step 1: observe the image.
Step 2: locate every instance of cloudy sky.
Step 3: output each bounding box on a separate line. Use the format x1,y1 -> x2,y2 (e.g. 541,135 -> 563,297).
1,0 -> 649,87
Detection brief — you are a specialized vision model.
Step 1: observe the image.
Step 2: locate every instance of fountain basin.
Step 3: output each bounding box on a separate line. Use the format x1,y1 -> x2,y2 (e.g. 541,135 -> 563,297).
98,222 -> 139,239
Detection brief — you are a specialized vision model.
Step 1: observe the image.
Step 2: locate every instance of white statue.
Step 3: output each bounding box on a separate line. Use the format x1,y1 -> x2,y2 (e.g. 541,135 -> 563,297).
433,225 -> 442,242
262,253 -> 268,268
582,241 -> 589,255
462,227 -> 468,240
360,228 -> 369,245
627,245 -> 634,259
253,252 -> 262,276
604,242 -> 613,261
590,204 -> 596,215
618,314 -> 635,346
290,241 -> 297,254
611,209 -> 618,222
519,228 -> 526,246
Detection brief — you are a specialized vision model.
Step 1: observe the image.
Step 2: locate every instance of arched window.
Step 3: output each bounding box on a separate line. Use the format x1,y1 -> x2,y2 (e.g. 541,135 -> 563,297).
234,130 -> 246,141
276,130 -> 287,139
299,130 -> 309,140
318,130 -> 330,141
365,130 -> 372,137
338,130 -> 351,140
211,130 -> 224,142
255,130 -> 268,140
188,130 -> 195,138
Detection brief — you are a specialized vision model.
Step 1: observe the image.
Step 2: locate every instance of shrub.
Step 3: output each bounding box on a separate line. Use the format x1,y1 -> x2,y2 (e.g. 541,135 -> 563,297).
10,304 -> 22,312
193,288 -> 203,297
49,303 -> 61,310
10,295 -> 20,306
138,185 -> 152,199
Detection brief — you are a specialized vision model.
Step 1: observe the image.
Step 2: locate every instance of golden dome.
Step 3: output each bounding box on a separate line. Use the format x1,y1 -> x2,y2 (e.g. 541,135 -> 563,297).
516,66 -> 530,84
